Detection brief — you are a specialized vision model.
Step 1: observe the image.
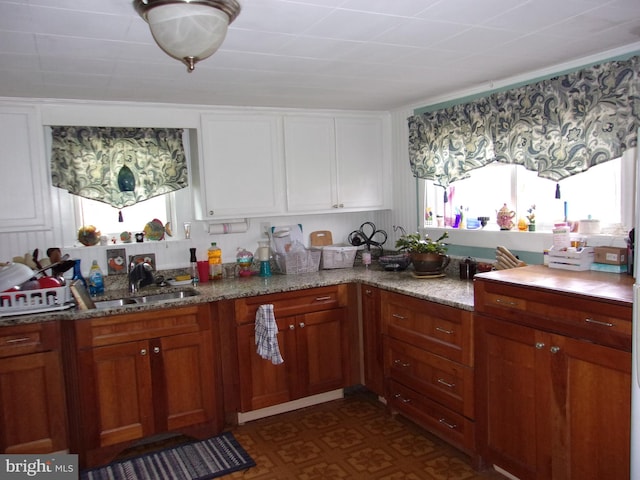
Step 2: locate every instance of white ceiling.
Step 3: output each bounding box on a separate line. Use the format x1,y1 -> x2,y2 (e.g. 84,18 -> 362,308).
0,0 -> 639,111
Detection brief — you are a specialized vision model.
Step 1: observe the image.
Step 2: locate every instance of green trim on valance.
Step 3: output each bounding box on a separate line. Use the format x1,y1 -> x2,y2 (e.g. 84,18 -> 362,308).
408,56 -> 639,186
50,127 -> 188,209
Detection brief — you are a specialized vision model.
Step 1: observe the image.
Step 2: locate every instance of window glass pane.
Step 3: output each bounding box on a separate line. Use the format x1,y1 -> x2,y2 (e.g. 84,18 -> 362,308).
423,158 -> 622,231
77,194 -> 170,238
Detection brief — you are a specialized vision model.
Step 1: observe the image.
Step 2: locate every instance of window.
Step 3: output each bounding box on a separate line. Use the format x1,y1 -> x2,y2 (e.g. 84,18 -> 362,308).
74,194 -> 175,241
421,150 -> 635,233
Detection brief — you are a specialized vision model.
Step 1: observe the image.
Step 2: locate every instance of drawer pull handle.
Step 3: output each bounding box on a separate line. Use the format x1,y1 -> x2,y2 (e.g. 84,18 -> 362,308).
394,359 -> 410,368
299,322 -> 305,329
5,337 -> 31,344
289,324 -> 295,330
535,342 -> 545,350
394,393 -> 411,404
392,313 -> 407,320
550,346 -> 560,354
438,418 -> 458,429
314,296 -> 332,302
153,346 -> 160,354
365,289 -> 372,294
140,349 -> 147,356
585,318 -> 614,328
435,327 -> 454,335
495,298 -> 519,307
437,378 -> 456,389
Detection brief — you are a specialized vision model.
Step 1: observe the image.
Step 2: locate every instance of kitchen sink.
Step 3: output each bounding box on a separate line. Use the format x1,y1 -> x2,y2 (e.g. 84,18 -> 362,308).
94,298 -> 139,309
93,289 -> 199,310
136,290 -> 199,304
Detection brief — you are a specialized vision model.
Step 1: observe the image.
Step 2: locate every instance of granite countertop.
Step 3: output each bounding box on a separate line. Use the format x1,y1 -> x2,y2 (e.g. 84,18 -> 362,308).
2,264 -> 633,327
0,266 -> 476,326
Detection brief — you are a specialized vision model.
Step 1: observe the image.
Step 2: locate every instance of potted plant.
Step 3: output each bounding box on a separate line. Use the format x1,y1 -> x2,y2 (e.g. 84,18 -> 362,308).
527,205 -> 536,231
395,231 -> 450,274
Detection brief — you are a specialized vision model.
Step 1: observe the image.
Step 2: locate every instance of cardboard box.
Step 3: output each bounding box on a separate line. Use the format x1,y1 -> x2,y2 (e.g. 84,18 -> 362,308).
593,247 -> 626,265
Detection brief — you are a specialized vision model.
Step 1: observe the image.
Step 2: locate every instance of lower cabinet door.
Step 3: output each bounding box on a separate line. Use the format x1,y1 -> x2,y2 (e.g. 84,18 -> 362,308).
0,351 -> 67,454
85,340 -> 155,448
158,331 -> 216,432
296,308 -> 348,396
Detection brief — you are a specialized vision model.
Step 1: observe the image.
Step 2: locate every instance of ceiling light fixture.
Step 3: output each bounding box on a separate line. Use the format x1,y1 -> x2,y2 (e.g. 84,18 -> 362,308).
134,0 -> 241,72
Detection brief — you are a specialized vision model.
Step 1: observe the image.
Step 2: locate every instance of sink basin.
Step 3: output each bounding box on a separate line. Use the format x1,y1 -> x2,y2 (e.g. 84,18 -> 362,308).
94,298 -> 138,309
136,290 -> 199,304
93,289 -> 199,310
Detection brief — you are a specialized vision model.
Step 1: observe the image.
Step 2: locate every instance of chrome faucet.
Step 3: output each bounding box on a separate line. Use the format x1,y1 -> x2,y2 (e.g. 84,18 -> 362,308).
128,261 -> 154,294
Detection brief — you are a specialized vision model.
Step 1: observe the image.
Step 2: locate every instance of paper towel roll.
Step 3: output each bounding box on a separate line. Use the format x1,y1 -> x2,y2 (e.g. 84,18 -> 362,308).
208,221 -> 249,235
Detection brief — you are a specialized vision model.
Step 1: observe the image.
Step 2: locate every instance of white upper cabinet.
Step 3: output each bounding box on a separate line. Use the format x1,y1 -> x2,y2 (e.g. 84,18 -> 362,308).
284,114 -> 389,213
0,105 -> 51,232
197,113 -> 285,219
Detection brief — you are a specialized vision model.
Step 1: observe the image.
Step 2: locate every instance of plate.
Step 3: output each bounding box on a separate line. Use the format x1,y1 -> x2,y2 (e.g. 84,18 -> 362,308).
411,272 -> 446,279
144,219 -> 165,241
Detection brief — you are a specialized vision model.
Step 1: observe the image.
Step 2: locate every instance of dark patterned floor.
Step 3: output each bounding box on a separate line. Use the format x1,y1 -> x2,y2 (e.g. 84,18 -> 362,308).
224,390 -> 506,480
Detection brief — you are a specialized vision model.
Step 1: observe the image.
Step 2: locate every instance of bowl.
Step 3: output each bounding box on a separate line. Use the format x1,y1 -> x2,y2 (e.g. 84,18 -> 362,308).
378,254 -> 411,271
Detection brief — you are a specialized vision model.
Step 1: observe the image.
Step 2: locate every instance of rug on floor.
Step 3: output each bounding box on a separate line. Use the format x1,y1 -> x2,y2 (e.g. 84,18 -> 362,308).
80,432 -> 256,480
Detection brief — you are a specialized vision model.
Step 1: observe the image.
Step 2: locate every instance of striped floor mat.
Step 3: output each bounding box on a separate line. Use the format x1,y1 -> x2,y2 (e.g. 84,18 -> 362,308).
81,432 -> 255,480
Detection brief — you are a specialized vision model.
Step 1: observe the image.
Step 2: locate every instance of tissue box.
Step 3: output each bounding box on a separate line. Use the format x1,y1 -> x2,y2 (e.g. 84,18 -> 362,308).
593,247 -> 626,265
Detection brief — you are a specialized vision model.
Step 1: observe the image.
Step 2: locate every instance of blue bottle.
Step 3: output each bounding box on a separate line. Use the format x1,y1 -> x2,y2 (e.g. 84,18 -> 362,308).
89,260 -> 105,296
72,259 -> 88,290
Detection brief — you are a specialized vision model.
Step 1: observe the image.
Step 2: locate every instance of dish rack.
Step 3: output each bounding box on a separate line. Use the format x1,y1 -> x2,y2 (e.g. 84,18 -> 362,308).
0,285 -> 73,317
274,250 -> 321,274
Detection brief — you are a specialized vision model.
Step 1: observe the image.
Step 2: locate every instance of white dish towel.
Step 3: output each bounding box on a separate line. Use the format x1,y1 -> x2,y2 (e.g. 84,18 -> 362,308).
255,304 -> 284,365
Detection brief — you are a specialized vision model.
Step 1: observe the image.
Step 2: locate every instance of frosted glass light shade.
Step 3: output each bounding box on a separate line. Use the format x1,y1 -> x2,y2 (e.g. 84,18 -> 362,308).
135,1 -> 241,72
148,4 -> 228,70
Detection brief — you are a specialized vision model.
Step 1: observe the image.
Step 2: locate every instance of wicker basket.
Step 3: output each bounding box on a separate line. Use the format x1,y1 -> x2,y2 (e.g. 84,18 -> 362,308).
274,249 -> 321,274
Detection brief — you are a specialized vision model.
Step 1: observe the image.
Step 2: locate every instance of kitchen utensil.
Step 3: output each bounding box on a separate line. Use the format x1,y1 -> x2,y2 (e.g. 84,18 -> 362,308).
310,231 -> 333,247
348,222 -> 387,251
32,248 -> 44,270
0,263 -> 35,292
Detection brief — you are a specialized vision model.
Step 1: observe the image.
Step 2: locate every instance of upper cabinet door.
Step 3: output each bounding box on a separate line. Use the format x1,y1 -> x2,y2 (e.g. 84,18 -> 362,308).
335,116 -> 386,210
284,113 -> 389,214
0,105 -> 51,232
197,113 -> 285,219
284,116 -> 337,212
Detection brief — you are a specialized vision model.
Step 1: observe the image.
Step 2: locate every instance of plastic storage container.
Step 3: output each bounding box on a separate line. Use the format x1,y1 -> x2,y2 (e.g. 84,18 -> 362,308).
318,244 -> 358,269
208,242 -> 223,280
88,260 -> 104,296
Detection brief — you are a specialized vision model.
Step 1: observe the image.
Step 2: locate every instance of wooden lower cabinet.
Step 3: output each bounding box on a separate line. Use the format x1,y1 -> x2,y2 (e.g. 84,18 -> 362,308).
63,305 -> 221,468
0,321 -> 67,454
476,314 -> 631,480
220,285 -> 358,415
475,271 -> 632,480
381,290 -> 475,455
361,285 -> 383,396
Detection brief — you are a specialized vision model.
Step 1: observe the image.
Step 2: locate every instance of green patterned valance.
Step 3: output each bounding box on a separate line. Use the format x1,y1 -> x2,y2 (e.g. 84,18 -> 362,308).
51,126 -> 188,209
408,56 -> 639,187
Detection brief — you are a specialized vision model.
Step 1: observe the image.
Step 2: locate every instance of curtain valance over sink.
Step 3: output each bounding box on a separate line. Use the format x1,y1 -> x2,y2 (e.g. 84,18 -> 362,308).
50,126 -> 188,209
408,55 -> 639,187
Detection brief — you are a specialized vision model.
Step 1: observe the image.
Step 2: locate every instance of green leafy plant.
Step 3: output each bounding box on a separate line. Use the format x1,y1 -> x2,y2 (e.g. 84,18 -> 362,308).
395,231 -> 449,254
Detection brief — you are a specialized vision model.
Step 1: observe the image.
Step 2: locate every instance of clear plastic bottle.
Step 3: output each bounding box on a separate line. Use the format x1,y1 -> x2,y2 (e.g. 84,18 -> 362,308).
88,260 -> 104,296
208,242 -> 223,280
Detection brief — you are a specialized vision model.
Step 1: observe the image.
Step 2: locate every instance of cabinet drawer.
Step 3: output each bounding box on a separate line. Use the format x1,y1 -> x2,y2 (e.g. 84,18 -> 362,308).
234,285 -> 345,324
75,305 -> 205,348
384,337 -> 473,419
0,322 -> 59,358
475,280 -> 631,350
381,291 -> 473,365
387,379 -> 474,454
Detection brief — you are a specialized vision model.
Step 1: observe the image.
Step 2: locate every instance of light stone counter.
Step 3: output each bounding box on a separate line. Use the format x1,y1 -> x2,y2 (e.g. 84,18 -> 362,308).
0,266 -> 476,326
